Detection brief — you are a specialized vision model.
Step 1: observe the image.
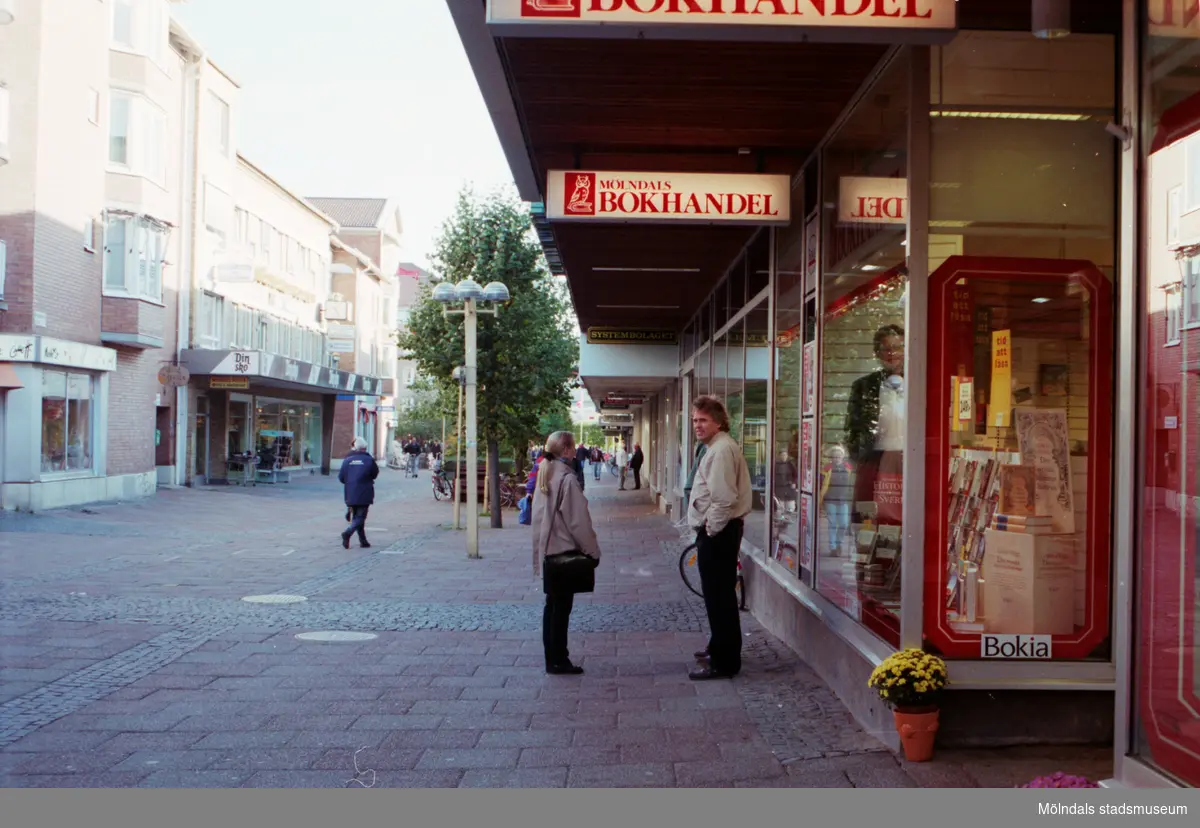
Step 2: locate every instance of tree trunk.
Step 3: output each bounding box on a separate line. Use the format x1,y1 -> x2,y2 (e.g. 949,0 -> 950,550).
483,452 -> 490,515
488,439 -> 503,528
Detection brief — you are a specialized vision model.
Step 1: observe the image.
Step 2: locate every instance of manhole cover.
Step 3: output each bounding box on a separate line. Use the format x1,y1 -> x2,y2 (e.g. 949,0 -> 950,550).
295,631 -> 378,642
242,594 -> 308,604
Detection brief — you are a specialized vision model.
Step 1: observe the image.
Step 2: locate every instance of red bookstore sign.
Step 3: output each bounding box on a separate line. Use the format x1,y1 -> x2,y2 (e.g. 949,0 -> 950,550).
547,170 -> 790,225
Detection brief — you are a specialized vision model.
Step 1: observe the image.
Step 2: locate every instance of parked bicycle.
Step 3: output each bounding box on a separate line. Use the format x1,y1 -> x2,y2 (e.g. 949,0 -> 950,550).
431,466 -> 453,501
675,517 -> 746,611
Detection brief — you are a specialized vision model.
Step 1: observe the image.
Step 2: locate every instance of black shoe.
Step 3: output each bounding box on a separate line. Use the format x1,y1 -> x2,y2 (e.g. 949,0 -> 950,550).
341,535 -> 350,550
688,665 -> 735,681
694,649 -> 710,659
360,541 -> 371,549
546,662 -> 584,675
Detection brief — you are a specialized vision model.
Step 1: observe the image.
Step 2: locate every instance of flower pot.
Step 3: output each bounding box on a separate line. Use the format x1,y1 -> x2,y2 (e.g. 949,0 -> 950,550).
893,705 -> 939,762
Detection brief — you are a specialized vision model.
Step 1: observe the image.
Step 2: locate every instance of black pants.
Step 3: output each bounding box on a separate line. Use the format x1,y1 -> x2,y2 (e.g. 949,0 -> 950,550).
632,467 -> 641,489
543,592 -> 575,667
697,519 -> 743,675
342,505 -> 369,545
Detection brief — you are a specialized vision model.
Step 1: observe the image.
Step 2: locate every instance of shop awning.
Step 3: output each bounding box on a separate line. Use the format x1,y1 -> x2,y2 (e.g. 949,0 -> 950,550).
0,362 -> 24,389
179,349 -> 383,396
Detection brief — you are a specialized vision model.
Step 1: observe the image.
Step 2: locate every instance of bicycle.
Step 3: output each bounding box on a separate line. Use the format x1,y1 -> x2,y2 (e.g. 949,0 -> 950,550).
431,467 -> 453,501
676,518 -> 746,611
498,473 -> 524,510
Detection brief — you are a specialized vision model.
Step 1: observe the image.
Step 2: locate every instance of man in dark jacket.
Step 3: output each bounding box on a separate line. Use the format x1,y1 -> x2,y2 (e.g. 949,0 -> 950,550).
338,437 -> 379,549
845,324 -> 905,523
630,443 -> 645,490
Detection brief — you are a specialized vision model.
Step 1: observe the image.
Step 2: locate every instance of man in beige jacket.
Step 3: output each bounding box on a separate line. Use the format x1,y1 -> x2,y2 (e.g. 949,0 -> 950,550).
686,395 -> 752,680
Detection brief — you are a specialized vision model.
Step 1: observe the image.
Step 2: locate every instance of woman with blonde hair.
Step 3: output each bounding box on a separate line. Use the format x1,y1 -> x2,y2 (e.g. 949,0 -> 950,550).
531,430 -> 601,675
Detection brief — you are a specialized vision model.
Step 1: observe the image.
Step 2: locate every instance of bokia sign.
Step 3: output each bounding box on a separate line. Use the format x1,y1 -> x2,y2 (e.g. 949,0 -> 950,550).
549,171 -> 790,226
491,0 -> 957,31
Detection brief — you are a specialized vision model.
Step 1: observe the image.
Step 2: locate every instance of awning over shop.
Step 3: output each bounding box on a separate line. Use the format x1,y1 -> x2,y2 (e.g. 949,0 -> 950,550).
0,362 -> 24,389
180,349 -> 383,396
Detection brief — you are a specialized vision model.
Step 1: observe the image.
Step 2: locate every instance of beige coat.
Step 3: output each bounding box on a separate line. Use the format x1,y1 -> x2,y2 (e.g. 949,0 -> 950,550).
687,430 -> 753,535
531,457 -> 602,576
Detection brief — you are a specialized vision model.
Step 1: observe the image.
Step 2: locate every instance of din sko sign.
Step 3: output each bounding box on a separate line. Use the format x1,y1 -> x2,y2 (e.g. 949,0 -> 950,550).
547,170 -> 790,225
488,1 -> 957,34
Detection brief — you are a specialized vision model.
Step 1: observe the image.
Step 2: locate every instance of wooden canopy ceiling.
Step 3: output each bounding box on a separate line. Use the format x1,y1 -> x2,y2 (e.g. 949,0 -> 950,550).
491,0 -> 1122,334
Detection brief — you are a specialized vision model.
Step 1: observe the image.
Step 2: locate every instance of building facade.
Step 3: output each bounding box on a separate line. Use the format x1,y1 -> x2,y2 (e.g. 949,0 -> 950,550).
0,0 -> 182,511
452,0 -> 1200,788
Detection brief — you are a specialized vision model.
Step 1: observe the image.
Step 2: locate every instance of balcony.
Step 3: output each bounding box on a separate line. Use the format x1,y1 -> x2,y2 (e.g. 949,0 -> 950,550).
101,296 -> 165,349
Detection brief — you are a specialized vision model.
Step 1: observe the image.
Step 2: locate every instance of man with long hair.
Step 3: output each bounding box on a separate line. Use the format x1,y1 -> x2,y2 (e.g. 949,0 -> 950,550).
686,396 -> 752,680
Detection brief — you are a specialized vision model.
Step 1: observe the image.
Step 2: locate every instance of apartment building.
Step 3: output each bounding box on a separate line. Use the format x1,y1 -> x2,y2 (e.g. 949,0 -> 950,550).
0,0 -> 182,510
0,2 -> 386,507
394,261 -> 431,415
306,198 -> 404,463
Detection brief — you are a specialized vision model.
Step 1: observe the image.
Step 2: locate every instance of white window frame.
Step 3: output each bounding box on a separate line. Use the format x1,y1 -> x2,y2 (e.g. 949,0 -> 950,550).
87,88 -> 100,126
110,0 -> 168,69
102,212 -> 167,303
107,91 -> 167,186
1185,256 -> 1200,330
40,370 -> 97,477
196,291 -> 224,349
208,91 -> 230,158
84,217 -> 96,253
1166,284 -> 1183,347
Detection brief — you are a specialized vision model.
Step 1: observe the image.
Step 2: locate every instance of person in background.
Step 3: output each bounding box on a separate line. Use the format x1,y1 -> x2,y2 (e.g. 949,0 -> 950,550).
686,395 -> 752,681
338,436 -> 379,550
591,446 -> 603,479
616,443 -> 629,491
845,324 -> 905,524
630,443 -> 645,490
531,431 -> 601,675
820,445 -> 855,556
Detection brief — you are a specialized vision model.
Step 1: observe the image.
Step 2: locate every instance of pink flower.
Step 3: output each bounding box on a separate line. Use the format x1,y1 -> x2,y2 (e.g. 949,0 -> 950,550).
1021,772 -> 1099,788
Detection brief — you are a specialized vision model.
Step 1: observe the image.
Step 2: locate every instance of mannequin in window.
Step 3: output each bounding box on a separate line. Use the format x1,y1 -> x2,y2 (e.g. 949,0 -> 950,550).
845,324 -> 905,524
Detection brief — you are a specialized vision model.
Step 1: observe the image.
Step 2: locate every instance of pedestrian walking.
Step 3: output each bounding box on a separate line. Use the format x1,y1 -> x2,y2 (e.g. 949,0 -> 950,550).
591,446 -> 603,479
616,443 -> 629,490
630,443 -> 644,490
686,395 -> 752,680
820,445 -> 855,556
531,431 -> 601,675
338,436 -> 379,550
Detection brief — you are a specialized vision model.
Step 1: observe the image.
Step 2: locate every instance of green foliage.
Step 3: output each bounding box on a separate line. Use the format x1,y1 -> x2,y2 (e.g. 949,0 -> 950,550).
397,187 -> 579,451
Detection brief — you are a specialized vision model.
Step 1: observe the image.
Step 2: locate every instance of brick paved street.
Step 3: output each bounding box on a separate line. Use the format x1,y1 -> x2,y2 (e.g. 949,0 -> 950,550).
0,467 -> 1110,787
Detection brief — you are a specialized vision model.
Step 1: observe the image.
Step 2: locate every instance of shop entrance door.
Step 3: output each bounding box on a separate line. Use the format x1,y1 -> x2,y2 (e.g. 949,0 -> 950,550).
195,397 -> 210,485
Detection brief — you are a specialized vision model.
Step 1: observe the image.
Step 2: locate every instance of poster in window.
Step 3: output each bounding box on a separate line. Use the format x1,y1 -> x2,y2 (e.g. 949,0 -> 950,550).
799,492 -> 814,571
1014,408 -> 1075,535
802,340 -> 817,416
800,418 -> 815,493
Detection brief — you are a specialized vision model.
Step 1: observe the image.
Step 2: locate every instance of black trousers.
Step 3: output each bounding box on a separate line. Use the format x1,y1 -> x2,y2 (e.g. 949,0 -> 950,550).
697,518 -> 743,675
632,467 -> 641,489
543,592 -> 575,667
342,505 -> 369,545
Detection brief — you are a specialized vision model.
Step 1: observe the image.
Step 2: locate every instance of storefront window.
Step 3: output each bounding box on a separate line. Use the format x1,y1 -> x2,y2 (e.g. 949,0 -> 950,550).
923,31 -> 1117,662
304,405 -> 323,467
772,183 -> 805,577
726,318 -> 745,445
1135,17 -> 1200,788
743,302 -> 770,552
229,398 -> 251,456
41,370 -> 93,474
817,52 -> 909,645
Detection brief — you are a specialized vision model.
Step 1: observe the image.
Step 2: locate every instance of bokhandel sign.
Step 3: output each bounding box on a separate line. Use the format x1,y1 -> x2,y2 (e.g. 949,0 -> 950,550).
490,0 -> 957,31
548,171 -> 790,225
838,176 -> 907,225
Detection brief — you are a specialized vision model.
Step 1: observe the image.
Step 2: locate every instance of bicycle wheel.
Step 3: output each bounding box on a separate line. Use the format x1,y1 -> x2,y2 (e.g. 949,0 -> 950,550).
678,544 -> 703,598
432,478 -> 446,501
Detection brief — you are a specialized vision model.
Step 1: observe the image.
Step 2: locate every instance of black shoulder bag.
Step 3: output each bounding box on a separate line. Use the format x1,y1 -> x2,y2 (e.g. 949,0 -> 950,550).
542,477 -> 599,595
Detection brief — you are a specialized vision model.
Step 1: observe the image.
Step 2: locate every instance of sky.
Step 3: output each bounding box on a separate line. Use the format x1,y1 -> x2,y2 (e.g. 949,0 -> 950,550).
172,0 -> 516,270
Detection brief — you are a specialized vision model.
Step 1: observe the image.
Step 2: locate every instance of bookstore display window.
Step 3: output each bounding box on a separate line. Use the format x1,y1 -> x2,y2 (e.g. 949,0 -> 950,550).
817,52 -> 910,646
1133,26 -> 1200,787
771,179 -> 805,577
743,301 -> 770,552
922,31 -> 1117,661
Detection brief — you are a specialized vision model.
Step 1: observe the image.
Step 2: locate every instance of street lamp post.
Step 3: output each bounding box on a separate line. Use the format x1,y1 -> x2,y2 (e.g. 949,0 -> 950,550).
433,278 -> 510,559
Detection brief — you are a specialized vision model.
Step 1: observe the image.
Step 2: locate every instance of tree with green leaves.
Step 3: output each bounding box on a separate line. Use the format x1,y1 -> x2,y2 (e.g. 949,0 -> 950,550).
398,187 -> 578,527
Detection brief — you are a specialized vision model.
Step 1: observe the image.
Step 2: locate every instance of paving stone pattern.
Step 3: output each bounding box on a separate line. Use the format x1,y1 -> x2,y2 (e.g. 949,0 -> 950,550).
0,470 -> 1112,787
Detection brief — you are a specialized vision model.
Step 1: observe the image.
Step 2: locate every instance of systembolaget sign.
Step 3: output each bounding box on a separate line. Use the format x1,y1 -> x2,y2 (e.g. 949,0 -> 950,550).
490,0 -> 956,31
549,171 -> 790,225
